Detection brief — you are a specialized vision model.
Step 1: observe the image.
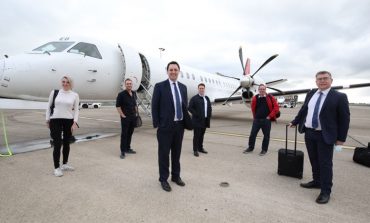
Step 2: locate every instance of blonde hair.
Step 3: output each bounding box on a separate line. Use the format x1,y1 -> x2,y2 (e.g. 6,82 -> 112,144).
62,76 -> 73,89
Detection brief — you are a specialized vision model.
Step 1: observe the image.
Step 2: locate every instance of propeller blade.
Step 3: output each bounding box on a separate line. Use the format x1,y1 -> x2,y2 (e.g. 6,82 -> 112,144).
239,47 -> 245,72
223,86 -> 242,105
251,54 -> 279,78
267,86 -> 283,93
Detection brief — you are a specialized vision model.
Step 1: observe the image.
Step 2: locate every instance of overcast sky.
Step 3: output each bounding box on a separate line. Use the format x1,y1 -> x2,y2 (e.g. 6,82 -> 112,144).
1,0 -> 370,102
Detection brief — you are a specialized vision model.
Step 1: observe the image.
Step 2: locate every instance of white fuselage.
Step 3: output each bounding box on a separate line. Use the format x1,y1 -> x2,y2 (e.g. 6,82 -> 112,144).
0,39 -> 260,103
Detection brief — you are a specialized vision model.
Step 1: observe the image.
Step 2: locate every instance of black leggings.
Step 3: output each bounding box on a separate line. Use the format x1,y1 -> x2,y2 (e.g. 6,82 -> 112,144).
50,119 -> 73,168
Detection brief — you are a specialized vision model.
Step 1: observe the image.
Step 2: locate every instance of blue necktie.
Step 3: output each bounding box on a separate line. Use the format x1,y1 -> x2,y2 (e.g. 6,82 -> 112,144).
312,92 -> 323,129
173,83 -> 182,120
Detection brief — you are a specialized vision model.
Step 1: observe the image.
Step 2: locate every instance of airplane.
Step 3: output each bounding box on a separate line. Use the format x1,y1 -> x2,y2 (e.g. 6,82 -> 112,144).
1,37 -> 370,112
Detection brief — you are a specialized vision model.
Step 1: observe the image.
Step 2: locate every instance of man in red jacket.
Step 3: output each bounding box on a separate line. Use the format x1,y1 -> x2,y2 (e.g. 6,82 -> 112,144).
244,84 -> 279,156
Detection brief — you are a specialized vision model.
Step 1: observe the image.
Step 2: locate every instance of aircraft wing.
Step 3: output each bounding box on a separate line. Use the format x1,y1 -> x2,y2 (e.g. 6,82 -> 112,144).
214,82 -> 370,104
215,96 -> 242,103
269,83 -> 370,97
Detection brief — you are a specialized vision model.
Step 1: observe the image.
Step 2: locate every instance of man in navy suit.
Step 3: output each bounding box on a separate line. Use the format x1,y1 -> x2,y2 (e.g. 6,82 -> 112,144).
188,83 -> 212,157
152,61 -> 190,192
290,71 -> 350,204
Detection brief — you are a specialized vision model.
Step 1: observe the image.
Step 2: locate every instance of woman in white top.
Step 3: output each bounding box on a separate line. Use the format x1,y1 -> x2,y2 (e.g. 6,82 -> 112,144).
46,76 -> 79,177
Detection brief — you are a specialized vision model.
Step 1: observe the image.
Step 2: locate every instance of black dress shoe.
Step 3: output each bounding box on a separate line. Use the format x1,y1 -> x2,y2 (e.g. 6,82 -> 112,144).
171,178 -> 185,186
300,181 -> 320,189
199,149 -> 208,154
160,181 -> 172,192
259,150 -> 267,156
243,148 -> 253,153
120,154 -> 125,159
126,149 -> 136,154
316,193 -> 330,204
194,151 -> 199,157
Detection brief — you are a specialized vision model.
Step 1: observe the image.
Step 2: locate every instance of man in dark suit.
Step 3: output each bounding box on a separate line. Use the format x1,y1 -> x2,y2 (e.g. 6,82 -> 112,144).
290,71 -> 350,204
188,83 -> 212,157
152,61 -> 190,192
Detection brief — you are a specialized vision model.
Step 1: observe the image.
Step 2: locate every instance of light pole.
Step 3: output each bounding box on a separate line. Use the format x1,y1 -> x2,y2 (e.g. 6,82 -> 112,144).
159,48 -> 165,58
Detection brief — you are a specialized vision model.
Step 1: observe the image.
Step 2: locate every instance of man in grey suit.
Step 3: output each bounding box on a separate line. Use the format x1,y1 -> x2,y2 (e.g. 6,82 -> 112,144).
290,71 -> 350,204
152,61 -> 191,192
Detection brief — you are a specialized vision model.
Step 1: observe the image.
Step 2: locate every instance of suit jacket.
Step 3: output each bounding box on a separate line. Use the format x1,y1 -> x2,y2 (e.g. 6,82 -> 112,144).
151,79 -> 192,130
188,94 -> 212,128
291,89 -> 350,144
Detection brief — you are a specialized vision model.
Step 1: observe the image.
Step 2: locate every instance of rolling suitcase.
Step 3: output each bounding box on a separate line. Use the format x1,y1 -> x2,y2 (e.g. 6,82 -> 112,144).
353,142 -> 370,167
277,125 -> 304,179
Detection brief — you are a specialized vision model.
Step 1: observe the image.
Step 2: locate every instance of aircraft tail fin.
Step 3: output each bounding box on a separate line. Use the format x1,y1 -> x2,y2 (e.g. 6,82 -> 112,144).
244,58 -> 250,76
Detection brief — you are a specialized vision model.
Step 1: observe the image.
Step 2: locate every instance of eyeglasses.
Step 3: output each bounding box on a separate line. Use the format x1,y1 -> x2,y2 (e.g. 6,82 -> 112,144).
316,77 -> 330,81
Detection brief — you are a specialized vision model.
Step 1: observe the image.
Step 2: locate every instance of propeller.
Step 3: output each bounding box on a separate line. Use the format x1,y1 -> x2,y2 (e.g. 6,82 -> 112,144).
222,48 -> 279,105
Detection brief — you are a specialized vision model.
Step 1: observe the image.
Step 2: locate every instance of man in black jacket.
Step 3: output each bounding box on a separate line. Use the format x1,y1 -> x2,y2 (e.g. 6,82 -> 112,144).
189,83 -> 212,157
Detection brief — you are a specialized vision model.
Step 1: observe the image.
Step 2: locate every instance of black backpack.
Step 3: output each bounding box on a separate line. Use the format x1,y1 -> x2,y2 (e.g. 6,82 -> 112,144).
50,89 -> 59,116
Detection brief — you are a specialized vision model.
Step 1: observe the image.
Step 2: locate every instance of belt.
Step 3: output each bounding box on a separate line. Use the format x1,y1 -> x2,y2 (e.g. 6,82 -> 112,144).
306,127 -> 322,132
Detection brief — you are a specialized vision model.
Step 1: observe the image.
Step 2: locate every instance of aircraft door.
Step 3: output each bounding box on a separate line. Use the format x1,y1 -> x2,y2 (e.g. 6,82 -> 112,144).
117,44 -> 142,91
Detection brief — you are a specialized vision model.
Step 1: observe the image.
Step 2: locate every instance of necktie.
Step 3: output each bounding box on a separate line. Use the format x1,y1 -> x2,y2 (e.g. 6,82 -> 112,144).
312,92 -> 323,129
173,83 -> 182,120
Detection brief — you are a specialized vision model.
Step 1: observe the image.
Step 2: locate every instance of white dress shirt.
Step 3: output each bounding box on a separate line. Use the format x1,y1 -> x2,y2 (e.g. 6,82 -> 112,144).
199,94 -> 208,118
305,88 -> 330,130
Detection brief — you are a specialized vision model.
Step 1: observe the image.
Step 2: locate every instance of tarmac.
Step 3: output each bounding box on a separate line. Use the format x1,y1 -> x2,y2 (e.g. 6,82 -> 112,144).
1,104 -> 370,223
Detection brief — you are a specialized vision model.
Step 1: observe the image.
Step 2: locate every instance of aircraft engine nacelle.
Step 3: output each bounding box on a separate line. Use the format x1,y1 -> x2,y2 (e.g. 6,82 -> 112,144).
119,44 -> 143,91
240,76 -> 253,88
242,89 -> 254,99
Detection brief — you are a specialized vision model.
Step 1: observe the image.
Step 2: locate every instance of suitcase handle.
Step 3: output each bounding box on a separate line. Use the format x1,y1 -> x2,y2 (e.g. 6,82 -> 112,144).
285,124 -> 298,155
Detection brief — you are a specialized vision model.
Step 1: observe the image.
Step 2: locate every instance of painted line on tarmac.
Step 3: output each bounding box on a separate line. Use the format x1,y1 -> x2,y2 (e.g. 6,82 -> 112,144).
57,114 -> 357,150
207,130 -> 356,150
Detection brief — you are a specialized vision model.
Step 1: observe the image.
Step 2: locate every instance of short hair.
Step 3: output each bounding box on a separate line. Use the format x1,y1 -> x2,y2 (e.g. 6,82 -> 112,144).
125,78 -> 132,83
258,84 -> 267,89
166,61 -> 180,71
315,71 -> 332,78
198,83 -> 205,88
62,76 -> 73,89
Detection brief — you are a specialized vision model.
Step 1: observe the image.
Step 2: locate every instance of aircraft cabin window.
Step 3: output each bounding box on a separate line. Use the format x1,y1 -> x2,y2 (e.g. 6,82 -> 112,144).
67,42 -> 102,59
200,76 -> 203,82
33,41 -> 75,52
186,73 -> 190,79
192,74 -> 195,80
180,71 -> 184,78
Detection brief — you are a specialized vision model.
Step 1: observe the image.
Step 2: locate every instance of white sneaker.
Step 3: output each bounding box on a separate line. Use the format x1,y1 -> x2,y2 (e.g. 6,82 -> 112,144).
54,168 -> 63,177
61,164 -> 75,171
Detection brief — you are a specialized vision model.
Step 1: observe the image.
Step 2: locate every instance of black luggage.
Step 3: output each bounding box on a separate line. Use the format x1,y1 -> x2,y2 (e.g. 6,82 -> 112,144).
353,143 -> 370,167
277,125 -> 304,179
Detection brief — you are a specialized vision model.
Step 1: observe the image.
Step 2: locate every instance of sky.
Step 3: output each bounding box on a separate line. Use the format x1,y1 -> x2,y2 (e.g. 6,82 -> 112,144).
1,0 -> 370,103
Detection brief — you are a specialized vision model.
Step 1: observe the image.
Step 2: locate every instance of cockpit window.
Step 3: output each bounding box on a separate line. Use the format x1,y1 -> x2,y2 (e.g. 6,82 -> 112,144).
33,42 -> 75,52
67,42 -> 102,59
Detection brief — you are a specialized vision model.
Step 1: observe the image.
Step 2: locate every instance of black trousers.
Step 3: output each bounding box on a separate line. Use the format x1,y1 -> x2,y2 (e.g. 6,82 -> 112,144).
50,119 -> 73,169
248,119 -> 271,151
120,116 -> 136,154
157,121 -> 184,182
305,129 -> 334,195
193,127 -> 206,152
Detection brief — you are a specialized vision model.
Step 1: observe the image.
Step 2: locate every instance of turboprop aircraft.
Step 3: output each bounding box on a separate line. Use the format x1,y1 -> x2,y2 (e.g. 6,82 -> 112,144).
1,37 -> 370,111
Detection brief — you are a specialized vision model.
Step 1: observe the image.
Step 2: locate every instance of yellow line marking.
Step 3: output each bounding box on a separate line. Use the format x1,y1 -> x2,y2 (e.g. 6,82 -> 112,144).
207,131 -> 356,150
